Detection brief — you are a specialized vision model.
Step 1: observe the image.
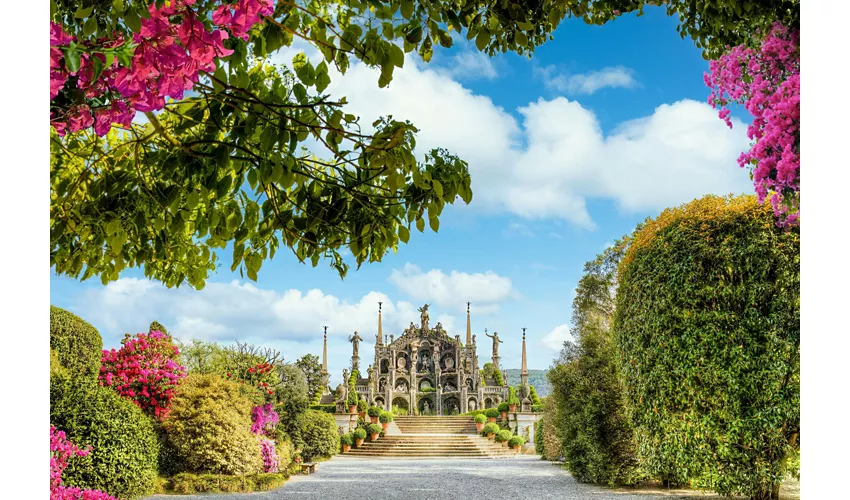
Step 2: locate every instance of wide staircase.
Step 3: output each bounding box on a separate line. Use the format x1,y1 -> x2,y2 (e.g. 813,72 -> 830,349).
345,416 -> 516,458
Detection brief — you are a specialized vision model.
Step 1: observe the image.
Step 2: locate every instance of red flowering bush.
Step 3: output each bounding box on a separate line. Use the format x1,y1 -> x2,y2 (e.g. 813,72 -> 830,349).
705,23 -> 800,226
99,330 -> 187,420
50,425 -> 118,500
227,360 -> 279,404
49,0 -> 274,136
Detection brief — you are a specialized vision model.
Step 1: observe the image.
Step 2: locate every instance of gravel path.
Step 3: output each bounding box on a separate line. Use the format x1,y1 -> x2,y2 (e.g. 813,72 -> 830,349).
146,456 -> 799,500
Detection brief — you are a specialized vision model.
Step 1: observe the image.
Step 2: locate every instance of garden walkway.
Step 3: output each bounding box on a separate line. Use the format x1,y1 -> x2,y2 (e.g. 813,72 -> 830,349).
146,456 -> 800,500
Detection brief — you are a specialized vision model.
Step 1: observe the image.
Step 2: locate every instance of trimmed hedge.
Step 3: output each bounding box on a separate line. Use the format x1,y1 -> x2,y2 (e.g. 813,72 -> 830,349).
497,402 -> 509,412
474,414 -> 487,424
531,404 -> 545,413
508,436 -> 526,447
379,411 -> 393,423
164,472 -> 288,495
366,423 -> 382,435
295,410 -> 339,461
340,433 -> 353,446
50,374 -> 159,499
482,423 -> 499,436
164,374 -> 262,475
367,406 -> 382,417
50,306 -> 102,380
353,428 -> 367,440
495,430 -> 512,443
485,408 -> 500,419
309,404 -> 336,414
615,195 -> 800,498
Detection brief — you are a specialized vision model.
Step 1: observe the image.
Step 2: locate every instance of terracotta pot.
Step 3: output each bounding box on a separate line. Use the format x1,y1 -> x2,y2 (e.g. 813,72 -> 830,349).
501,441 -> 509,448
487,433 -> 495,441
349,405 -> 357,414
475,423 -> 484,432
359,411 -> 366,419
342,445 -> 351,453
382,423 -> 389,431
500,411 -> 507,420
370,433 -> 379,441
371,416 -> 379,424
512,445 -> 520,452
487,417 -> 496,423
509,404 -> 517,413
355,438 -> 364,447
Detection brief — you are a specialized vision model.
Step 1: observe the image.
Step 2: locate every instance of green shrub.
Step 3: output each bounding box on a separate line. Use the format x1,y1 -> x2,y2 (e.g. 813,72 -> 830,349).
346,388 -> 358,406
167,472 -> 288,495
164,374 -> 262,475
496,430 -> 512,442
531,404 -> 545,413
483,423 -> 499,436
357,399 -> 368,412
275,364 -> 311,439
534,416 -> 544,454
509,436 -> 525,447
391,405 -> 409,416
615,195 -> 800,498
367,406 -> 382,417
353,428 -> 367,440
485,408 -> 500,419
49,306 -> 103,380
474,414 -> 487,424
50,348 -> 67,378
50,375 -> 159,499
529,385 -> 542,405
366,423 -> 382,435
507,387 -> 520,405
379,411 -> 393,423
497,402 -> 509,412
309,404 -> 336,413
294,410 -> 339,461
276,436 -> 294,469
340,433 -> 353,446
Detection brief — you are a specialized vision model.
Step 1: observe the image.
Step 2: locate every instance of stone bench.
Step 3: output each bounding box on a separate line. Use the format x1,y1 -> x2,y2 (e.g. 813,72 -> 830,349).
301,462 -> 318,475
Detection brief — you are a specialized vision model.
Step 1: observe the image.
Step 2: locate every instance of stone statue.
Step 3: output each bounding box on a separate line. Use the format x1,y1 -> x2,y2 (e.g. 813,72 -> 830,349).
485,330 -> 503,357
435,321 -> 444,335
348,331 -> 363,357
472,334 -> 476,344
418,304 -> 430,332
455,334 -> 461,344
423,400 -> 431,414
379,378 -> 386,393
408,322 -> 416,335
385,334 -> 389,344
367,365 -> 374,383
469,399 -> 477,411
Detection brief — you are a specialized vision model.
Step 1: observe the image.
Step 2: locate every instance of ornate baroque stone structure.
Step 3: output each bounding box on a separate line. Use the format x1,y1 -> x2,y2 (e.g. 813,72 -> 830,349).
331,303 -> 512,415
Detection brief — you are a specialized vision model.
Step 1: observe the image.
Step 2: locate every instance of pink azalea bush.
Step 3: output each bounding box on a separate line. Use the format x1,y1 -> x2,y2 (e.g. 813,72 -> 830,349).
50,425 -> 118,500
259,438 -> 280,473
250,403 -> 279,436
49,0 -> 275,136
99,330 -> 187,420
705,23 -> 800,226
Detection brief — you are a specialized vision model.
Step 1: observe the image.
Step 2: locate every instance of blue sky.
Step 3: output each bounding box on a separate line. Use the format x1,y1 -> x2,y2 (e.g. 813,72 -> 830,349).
50,7 -> 754,387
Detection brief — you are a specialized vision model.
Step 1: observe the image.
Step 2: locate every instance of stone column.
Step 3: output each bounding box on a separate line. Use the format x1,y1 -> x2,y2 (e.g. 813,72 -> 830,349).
436,385 -> 442,415
321,326 -> 330,395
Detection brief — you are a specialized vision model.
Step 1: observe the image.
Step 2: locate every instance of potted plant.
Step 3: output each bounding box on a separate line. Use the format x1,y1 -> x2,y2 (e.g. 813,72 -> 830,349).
496,430 -> 512,447
483,423 -> 499,441
340,433 -> 353,453
367,423 -> 382,441
508,388 -> 520,413
498,402 -> 510,420
357,399 -> 368,419
353,428 -> 367,447
485,408 -> 500,423
379,410 -> 393,431
367,406 -> 382,424
474,413 -> 487,432
508,436 -> 525,452
347,389 -> 359,414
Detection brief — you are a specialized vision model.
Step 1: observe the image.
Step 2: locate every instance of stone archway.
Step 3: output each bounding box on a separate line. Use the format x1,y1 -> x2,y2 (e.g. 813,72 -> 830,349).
394,377 -> 409,392
380,359 -> 389,373
443,397 -> 460,415
374,397 -> 386,410
484,397 -> 493,409
467,398 -> 478,411
418,378 -> 434,391
418,396 -> 435,416
392,396 -> 409,415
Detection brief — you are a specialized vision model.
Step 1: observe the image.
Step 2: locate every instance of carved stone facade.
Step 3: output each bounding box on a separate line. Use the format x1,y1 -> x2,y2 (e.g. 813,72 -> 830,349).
338,304 -> 511,415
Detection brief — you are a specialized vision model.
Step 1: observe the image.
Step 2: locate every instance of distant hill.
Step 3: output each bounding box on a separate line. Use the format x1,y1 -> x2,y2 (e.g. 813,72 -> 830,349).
503,369 -> 551,398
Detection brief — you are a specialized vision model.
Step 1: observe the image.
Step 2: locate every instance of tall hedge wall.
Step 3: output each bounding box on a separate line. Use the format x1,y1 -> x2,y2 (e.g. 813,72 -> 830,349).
50,305 -> 103,380
614,195 -> 799,499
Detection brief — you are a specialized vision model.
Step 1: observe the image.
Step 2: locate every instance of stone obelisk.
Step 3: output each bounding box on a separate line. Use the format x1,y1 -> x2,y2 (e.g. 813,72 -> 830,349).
321,326 -> 330,395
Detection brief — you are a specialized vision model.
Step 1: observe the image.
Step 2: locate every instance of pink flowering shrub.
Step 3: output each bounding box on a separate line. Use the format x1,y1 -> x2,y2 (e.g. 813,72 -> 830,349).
250,403 -> 280,436
99,330 -> 187,420
259,438 -> 280,473
49,0 -> 275,137
705,23 -> 800,226
50,425 -> 118,500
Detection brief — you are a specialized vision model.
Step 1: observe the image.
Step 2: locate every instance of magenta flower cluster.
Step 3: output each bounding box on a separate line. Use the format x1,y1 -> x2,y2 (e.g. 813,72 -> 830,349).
704,23 -> 800,226
250,403 -> 280,436
99,330 -> 187,420
50,0 -> 275,137
50,426 -> 118,500
259,438 -> 280,473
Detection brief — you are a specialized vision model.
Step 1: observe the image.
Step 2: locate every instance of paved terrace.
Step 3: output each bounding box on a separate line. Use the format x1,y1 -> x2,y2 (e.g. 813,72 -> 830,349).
146,456 -> 801,500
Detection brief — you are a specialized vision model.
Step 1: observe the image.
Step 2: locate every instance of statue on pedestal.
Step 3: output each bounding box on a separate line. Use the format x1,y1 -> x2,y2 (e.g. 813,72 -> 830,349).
418,304 -> 430,332
486,330 -> 503,358
349,331 -> 363,357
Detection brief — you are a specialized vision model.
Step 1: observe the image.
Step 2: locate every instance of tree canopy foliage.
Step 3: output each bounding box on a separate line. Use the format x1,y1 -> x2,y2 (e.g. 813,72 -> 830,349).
614,195 -> 799,499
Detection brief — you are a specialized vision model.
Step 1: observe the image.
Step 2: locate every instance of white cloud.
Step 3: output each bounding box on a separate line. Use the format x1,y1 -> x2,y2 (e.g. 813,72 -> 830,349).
441,51 -> 499,81
72,278 -> 474,386
537,65 -> 638,95
503,221 -> 535,238
541,324 -> 573,352
387,263 -> 513,313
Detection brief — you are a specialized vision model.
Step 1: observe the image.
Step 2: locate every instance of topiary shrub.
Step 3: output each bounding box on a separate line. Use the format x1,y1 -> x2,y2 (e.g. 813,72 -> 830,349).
340,434 -> 353,446
615,195 -> 800,499
353,428 -> 367,441
534,416 -> 545,455
357,399 -> 368,412
366,423 -> 382,436
498,402 -> 510,412
509,436 -> 526,447
163,374 -> 262,475
483,423 -> 499,436
474,414 -> 487,424
294,410 -> 339,461
485,408 -> 500,419
379,411 -> 393,423
495,430 -> 512,443
50,306 -> 103,380
367,406 -> 382,417
50,375 -> 159,499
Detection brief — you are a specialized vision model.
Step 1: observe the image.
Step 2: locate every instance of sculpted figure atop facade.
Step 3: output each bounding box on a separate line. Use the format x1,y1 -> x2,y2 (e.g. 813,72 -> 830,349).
349,331 -> 363,357
486,330 -> 503,357
418,304 -> 430,332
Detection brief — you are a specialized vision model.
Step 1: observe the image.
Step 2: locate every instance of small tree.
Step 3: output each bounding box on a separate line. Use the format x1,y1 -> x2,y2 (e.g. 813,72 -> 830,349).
295,354 -> 323,404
